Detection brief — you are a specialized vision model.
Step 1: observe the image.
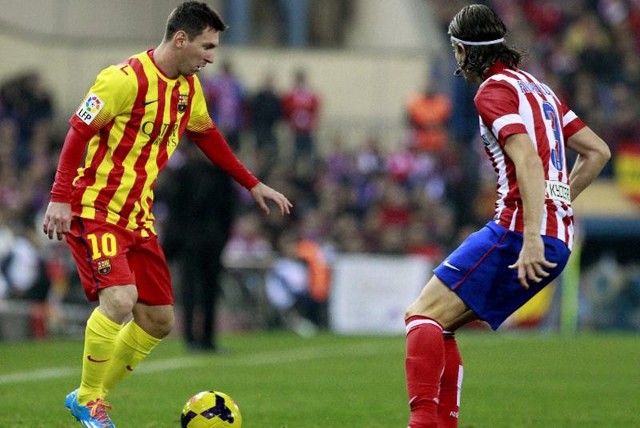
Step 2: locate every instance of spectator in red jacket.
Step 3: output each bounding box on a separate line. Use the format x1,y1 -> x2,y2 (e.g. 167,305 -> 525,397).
282,68 -> 321,161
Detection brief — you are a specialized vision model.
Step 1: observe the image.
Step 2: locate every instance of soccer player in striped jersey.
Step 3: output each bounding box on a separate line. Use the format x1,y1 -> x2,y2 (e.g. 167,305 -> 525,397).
404,4 -> 610,427
42,2 -> 292,427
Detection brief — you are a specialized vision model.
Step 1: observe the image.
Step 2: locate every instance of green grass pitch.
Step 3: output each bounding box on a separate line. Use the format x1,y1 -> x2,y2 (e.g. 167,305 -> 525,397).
0,331 -> 638,427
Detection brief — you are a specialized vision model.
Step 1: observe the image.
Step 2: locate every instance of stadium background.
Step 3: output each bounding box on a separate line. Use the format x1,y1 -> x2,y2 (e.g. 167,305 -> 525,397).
1,0 -> 639,341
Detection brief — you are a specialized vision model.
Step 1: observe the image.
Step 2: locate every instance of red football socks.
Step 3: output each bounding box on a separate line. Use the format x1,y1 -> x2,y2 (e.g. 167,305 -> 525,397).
438,333 -> 463,428
405,315 -> 445,428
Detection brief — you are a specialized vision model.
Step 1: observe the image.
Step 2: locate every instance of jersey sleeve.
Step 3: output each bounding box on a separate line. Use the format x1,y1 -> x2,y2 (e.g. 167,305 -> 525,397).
559,102 -> 586,139
186,127 -> 259,190
186,75 -> 215,133
49,127 -> 90,202
69,64 -> 136,138
475,79 -> 528,146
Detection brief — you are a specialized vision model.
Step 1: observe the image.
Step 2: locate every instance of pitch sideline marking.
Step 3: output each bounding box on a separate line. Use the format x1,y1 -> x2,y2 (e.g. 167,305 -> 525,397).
0,341 -> 395,385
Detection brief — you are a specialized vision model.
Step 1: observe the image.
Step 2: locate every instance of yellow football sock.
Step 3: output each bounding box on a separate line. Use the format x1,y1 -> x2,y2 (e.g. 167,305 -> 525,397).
102,320 -> 161,395
78,308 -> 123,405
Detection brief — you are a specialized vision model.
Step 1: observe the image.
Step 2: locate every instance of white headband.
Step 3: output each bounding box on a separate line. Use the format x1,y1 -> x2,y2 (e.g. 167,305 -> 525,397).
450,35 -> 504,46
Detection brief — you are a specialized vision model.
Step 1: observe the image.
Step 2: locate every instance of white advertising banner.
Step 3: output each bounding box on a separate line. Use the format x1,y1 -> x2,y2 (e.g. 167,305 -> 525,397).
329,254 -> 432,334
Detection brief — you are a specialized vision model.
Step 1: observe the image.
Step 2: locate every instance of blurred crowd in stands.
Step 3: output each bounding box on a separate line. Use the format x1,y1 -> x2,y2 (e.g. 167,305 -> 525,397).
219,0 -> 353,47
1,0 -> 639,336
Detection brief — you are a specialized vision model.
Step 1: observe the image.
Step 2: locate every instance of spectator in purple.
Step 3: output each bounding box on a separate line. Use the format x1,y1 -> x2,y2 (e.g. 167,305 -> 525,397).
201,61 -> 247,151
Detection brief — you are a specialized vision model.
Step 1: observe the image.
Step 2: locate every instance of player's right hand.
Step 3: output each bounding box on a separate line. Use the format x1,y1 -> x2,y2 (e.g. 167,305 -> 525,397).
509,234 -> 558,289
43,201 -> 72,240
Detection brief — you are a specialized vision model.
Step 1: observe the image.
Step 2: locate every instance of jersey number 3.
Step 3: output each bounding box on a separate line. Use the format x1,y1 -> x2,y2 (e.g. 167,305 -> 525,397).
543,101 -> 564,171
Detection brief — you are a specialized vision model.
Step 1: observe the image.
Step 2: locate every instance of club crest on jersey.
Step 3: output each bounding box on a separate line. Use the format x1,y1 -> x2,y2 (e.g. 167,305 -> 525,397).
97,259 -> 112,275
76,93 -> 105,125
177,94 -> 188,112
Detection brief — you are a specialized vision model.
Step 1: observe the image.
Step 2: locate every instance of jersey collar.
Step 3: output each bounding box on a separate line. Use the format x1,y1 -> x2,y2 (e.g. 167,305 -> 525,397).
484,61 -> 515,79
147,49 -> 178,82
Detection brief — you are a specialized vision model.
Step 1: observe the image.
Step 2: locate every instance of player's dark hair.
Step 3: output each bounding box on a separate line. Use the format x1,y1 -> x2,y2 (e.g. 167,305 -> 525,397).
448,4 -> 522,78
165,1 -> 227,41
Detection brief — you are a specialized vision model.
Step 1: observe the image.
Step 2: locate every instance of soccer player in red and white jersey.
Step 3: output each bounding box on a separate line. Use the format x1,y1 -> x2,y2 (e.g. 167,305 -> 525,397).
403,4 -> 610,427
42,2 -> 292,426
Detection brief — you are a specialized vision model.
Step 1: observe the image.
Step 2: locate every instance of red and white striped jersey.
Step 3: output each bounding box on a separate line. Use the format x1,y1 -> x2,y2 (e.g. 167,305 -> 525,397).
475,63 -> 585,249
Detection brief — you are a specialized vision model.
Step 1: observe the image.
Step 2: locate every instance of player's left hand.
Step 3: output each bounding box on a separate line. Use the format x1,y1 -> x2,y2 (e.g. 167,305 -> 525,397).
250,182 -> 293,216
509,234 -> 557,289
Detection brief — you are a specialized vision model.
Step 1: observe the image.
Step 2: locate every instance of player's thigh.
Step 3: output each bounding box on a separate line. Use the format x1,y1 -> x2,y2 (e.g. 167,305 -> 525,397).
406,275 -> 470,330
448,309 -> 478,331
128,236 -> 174,306
66,217 -> 136,302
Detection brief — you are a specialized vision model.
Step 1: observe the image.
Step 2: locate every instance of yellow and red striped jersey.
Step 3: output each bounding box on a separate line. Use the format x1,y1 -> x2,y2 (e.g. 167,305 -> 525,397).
69,49 -> 213,237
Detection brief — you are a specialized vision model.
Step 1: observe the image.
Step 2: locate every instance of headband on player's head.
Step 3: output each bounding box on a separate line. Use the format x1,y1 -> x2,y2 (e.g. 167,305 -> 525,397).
450,35 -> 504,46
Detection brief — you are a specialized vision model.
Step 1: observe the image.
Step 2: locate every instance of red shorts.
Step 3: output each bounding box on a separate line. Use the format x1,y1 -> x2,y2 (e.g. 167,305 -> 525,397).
66,217 -> 174,305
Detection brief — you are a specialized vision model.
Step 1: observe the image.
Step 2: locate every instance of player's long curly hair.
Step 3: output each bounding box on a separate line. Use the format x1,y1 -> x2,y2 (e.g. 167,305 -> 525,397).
448,4 -> 523,79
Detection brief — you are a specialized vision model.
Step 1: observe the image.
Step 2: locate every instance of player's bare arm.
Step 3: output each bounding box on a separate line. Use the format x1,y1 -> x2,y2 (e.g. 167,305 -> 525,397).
503,133 -> 557,288
250,182 -> 293,216
566,126 -> 611,201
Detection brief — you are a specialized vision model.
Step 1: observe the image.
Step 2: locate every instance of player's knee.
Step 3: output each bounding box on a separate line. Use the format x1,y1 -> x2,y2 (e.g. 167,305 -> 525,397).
99,285 -> 138,322
406,277 -> 468,322
153,312 -> 175,338
405,300 -> 440,324
136,307 -> 175,338
405,290 -> 437,319
404,302 -> 423,320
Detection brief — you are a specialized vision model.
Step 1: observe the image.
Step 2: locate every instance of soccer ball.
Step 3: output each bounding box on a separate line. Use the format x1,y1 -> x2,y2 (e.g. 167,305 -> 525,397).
181,390 -> 242,428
